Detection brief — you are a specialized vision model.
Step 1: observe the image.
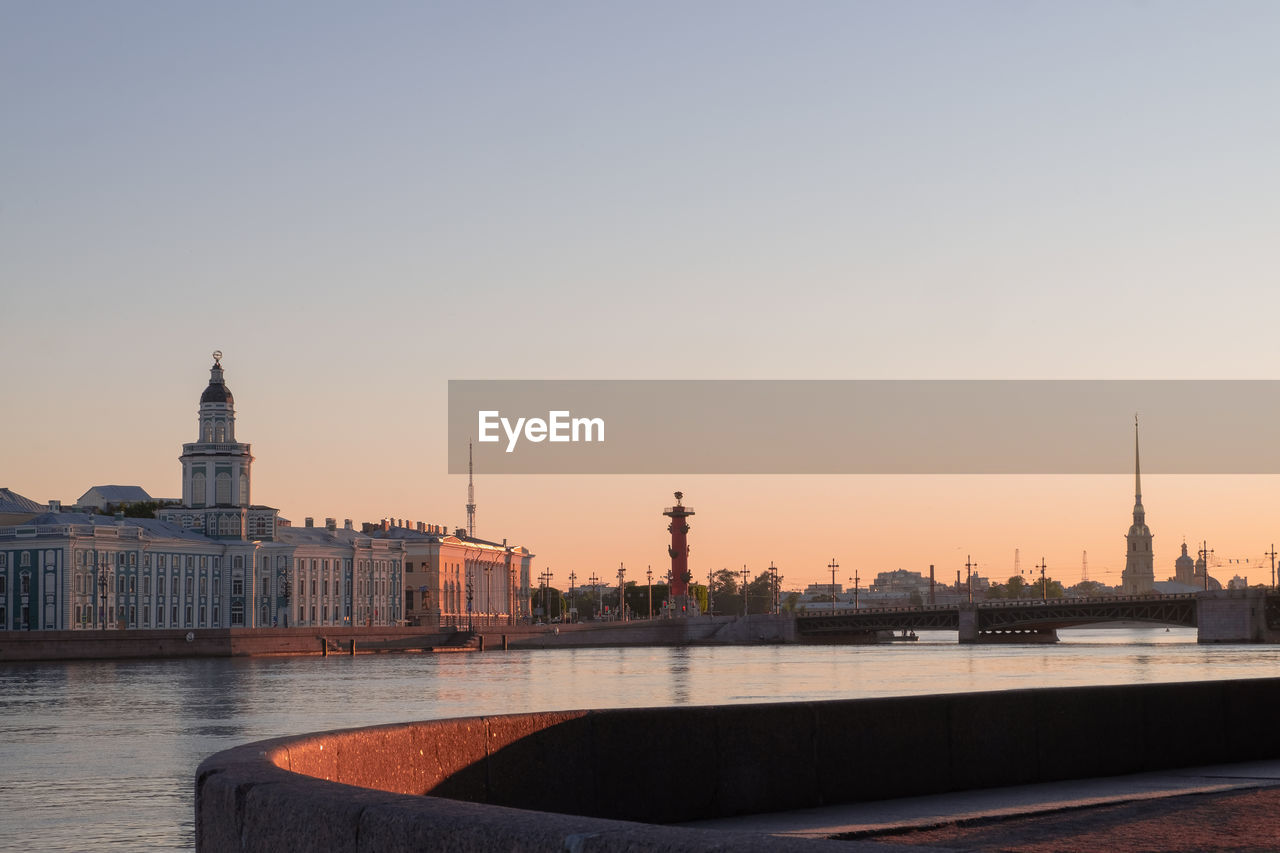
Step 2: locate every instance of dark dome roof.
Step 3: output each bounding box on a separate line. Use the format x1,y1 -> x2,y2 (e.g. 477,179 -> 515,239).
201,382 -> 233,404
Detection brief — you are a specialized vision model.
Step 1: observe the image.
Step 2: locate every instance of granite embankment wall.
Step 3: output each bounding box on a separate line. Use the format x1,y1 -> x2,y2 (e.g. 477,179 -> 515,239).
0,627 -> 458,662
196,677 -> 1280,852
477,613 -> 795,649
0,616 -> 796,662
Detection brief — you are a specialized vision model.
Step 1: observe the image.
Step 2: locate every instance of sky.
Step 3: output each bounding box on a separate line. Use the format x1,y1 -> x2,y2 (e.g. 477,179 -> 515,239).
4,1 -> 1280,589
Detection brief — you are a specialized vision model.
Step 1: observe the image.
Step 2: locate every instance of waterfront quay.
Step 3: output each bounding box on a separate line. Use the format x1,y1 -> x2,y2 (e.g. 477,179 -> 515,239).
6,587 -> 1279,663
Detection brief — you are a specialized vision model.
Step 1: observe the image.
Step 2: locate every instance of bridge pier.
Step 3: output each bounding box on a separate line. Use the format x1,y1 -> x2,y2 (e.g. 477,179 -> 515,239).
958,607 -> 977,643
1198,589 -> 1280,643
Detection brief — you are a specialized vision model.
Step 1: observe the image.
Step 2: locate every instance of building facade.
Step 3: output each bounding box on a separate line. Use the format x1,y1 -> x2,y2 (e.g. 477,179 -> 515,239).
366,519 -> 534,628
0,355 -> 405,631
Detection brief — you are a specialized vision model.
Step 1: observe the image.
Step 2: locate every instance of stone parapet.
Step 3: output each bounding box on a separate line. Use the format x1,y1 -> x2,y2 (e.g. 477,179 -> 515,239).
197,677 -> 1280,851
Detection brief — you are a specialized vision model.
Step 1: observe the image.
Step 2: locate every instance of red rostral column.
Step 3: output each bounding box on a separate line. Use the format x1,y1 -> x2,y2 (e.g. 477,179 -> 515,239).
664,491 -> 695,610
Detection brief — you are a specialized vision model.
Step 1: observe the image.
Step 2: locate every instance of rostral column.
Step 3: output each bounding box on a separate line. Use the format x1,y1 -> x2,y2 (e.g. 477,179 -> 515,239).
664,491 -> 695,615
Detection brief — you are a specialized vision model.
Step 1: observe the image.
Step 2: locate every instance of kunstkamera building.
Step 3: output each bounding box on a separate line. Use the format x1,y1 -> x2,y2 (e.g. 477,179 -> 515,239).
0,355 -> 533,632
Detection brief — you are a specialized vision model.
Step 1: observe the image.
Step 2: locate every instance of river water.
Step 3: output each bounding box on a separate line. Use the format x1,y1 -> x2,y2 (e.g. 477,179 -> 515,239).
3,627 -> 1278,851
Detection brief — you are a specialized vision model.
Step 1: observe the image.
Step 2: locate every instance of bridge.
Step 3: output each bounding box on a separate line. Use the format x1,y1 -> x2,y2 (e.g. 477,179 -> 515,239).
794,589 -> 1280,644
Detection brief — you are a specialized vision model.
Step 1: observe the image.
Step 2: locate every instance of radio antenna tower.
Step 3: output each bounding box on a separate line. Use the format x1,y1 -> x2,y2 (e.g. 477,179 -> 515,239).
1082,550 -> 1089,582
466,440 -> 476,538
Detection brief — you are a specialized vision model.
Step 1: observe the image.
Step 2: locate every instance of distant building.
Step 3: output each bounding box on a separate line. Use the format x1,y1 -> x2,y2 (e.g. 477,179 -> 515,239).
363,519 -> 534,628
804,582 -> 842,597
870,569 -> 931,595
1174,542 -> 1195,586
1121,419 -> 1155,595
76,485 -> 154,511
0,488 -> 45,526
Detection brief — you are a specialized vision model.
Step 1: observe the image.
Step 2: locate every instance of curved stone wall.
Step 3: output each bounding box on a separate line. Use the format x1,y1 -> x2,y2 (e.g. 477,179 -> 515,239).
197,678 -> 1280,851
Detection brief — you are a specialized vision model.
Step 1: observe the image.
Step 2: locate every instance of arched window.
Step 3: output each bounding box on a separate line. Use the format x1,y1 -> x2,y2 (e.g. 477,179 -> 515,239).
215,472 -> 231,505
192,472 -> 206,507
214,422 -> 225,442
204,420 -> 214,442
238,474 -> 249,507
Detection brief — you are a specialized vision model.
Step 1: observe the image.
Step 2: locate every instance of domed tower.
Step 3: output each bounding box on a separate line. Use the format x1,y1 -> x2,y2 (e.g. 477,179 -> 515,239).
176,352 -> 255,538
1120,416 -> 1154,595
1174,541 -> 1195,586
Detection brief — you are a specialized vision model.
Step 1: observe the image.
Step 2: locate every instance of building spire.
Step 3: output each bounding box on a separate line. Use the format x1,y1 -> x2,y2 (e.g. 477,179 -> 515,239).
1133,414 -> 1145,525
1134,413 -> 1142,502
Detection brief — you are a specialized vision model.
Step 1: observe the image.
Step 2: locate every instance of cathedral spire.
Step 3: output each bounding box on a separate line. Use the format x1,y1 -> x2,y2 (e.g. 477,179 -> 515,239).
1134,414 -> 1142,510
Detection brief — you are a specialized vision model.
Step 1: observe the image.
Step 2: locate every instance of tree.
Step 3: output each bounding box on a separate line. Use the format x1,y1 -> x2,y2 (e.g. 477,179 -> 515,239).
531,586 -> 566,621
624,581 -> 670,618
1068,580 -> 1108,598
745,570 -> 783,614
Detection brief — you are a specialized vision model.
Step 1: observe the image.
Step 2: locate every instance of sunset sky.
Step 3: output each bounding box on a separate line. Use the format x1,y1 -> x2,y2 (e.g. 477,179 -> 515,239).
5,2 -> 1280,588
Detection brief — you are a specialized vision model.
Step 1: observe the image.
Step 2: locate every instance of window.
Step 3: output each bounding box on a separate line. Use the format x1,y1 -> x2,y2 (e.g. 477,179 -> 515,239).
159,554 -> 167,569
129,606 -> 136,627
142,576 -> 150,595
171,605 -> 178,625
199,605 -> 206,624
212,578 -> 220,596
129,576 -> 136,594
200,577 -> 207,596
20,574 -> 30,595
298,578 -> 305,597
157,576 -> 166,596
310,606 -> 316,622
157,606 -> 165,627
261,605 -> 268,625
186,577 -> 194,596
232,576 -> 244,596
142,608 -> 150,627
231,605 -> 244,626
216,473 -> 232,505
324,579 -> 329,596
297,606 -> 303,623
192,472 -> 206,506
311,579 -> 316,596
184,605 -> 192,625
20,552 -> 30,567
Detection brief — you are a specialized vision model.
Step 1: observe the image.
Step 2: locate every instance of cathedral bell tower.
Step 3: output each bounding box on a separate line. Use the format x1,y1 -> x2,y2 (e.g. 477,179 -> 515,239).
1121,416 -> 1154,594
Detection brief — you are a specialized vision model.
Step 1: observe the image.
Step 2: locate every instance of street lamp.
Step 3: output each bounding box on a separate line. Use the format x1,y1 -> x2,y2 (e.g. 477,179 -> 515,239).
567,571 -> 577,623
588,572 -> 600,620
828,558 -> 840,613
646,565 -> 653,619
848,572 -> 860,609
465,577 -> 474,631
769,561 -> 779,614
617,563 -> 626,621
741,564 -> 749,617
482,560 -> 494,627
96,554 -> 108,630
